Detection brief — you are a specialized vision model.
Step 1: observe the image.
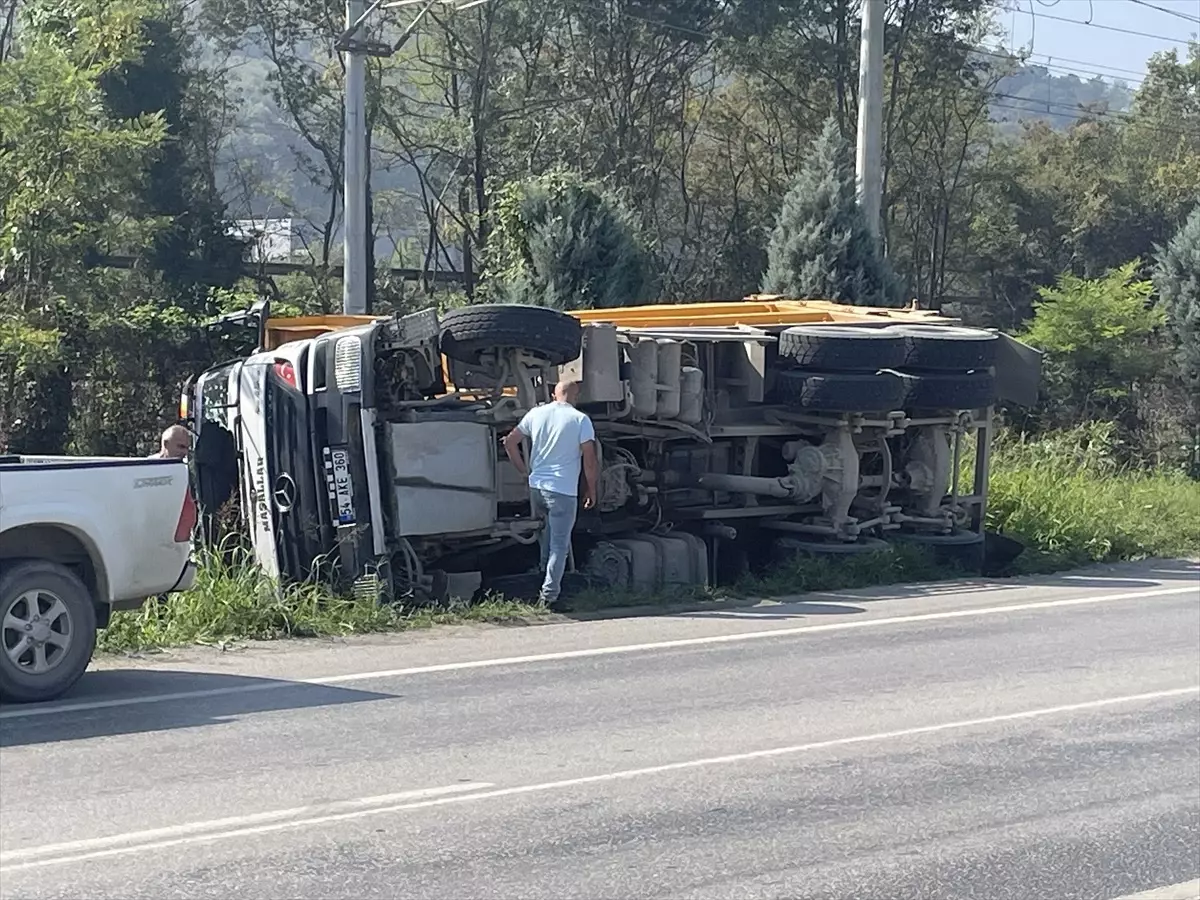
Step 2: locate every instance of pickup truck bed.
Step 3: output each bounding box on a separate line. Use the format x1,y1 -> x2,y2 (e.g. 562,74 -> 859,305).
0,455 -> 197,702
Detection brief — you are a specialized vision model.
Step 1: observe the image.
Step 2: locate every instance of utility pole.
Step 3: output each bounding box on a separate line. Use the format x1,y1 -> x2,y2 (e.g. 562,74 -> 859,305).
855,0 -> 885,239
335,0 -> 486,314
343,0 -> 369,315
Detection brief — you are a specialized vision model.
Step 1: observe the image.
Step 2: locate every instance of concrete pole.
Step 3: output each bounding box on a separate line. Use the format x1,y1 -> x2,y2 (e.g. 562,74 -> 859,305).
855,0 -> 885,239
343,0 -> 368,315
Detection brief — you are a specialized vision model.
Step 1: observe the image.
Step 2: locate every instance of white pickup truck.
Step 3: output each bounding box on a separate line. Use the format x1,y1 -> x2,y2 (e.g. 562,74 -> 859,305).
0,455 -> 198,702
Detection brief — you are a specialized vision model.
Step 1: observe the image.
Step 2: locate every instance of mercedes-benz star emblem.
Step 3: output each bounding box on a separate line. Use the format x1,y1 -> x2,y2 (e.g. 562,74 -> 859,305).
273,473 -> 296,513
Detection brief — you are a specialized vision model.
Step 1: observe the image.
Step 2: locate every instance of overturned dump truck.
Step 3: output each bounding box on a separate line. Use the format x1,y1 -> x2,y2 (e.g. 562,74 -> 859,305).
185,296 -> 1041,602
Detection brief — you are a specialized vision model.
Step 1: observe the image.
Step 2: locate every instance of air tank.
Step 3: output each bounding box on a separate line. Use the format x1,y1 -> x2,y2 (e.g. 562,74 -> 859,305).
678,366 -> 704,424
629,339 -> 658,418
655,339 -> 682,419
577,323 -> 623,403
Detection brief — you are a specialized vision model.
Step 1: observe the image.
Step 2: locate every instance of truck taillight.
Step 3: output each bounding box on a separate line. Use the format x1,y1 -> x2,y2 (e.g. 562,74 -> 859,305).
273,360 -> 298,390
175,487 -> 197,543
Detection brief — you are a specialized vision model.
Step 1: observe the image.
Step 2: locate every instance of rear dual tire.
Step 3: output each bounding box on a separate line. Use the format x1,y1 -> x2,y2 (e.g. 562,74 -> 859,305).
776,368 -> 997,413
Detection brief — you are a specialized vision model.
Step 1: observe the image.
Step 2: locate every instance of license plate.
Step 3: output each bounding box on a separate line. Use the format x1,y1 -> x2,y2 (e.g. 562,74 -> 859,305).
330,448 -> 356,525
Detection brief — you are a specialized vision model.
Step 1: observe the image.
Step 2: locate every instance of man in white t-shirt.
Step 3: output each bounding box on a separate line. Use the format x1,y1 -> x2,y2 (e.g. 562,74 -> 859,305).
502,380 -> 600,605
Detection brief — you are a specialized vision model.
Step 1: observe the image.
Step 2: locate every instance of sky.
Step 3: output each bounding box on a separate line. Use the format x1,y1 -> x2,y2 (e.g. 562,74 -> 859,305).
998,0 -> 1198,86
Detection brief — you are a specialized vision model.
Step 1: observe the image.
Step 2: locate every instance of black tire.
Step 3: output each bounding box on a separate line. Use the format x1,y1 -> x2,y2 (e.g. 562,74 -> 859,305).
776,369 -> 906,413
895,369 -> 997,410
777,325 -> 907,371
892,529 -> 986,573
886,324 -> 999,370
0,561 -> 97,703
439,304 -> 582,367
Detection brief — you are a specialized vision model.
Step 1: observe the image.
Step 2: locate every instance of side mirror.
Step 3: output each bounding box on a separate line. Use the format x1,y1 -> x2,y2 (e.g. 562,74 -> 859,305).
248,298 -> 271,352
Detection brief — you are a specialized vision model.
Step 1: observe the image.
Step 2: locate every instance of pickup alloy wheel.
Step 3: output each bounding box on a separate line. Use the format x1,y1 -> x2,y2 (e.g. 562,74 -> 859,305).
0,562 -> 97,703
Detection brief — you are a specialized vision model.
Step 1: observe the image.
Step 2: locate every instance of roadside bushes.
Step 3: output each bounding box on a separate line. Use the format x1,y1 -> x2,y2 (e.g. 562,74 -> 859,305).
983,423 -> 1200,570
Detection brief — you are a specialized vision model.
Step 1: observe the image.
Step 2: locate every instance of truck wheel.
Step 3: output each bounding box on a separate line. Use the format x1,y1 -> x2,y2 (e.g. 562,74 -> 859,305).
0,562 -> 97,703
775,369 -> 906,413
887,324 -> 999,371
439,304 -> 583,367
896,369 -> 997,410
893,529 -> 986,573
777,325 -> 907,370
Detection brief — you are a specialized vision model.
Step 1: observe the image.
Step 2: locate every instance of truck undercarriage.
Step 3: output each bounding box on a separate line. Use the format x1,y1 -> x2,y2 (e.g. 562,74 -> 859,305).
187,298 -> 1041,604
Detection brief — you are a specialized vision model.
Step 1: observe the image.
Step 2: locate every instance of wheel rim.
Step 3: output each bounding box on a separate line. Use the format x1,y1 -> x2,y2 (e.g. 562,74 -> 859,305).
2,589 -> 73,676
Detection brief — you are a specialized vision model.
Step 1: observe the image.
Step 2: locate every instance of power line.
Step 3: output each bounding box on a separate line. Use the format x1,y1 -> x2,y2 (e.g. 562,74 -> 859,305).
569,1 -> 1192,137
1002,50 -> 1149,79
1009,3 -> 1193,43
972,48 -> 1147,86
1126,0 -> 1200,24
990,94 -> 1199,139
577,2 -> 1153,85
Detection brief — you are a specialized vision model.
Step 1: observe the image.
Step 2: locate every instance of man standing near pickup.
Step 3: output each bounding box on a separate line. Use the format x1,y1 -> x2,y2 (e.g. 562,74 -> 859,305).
155,425 -> 191,459
503,380 -> 600,606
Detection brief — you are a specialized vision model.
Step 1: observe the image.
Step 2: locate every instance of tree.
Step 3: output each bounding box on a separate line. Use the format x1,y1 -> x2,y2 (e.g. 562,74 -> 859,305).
0,0 -> 167,453
1019,261 -> 1165,429
761,118 -> 903,306
99,2 -> 246,303
484,170 -> 653,310
1154,206 -> 1200,392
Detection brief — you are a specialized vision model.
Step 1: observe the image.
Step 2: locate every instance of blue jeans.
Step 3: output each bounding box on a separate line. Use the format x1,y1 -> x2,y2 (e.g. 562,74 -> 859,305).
530,488 -> 578,603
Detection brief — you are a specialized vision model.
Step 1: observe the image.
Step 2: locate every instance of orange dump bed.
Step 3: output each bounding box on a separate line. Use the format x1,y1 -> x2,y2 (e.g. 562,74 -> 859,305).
262,296 -> 954,351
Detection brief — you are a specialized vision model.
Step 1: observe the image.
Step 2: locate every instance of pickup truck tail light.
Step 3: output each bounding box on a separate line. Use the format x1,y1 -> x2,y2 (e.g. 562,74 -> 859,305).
175,486 -> 198,542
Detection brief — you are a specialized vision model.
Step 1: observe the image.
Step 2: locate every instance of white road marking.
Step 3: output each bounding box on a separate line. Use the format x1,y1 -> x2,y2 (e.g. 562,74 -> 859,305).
0,782 -> 492,865
1,583 -> 1195,721
1111,879 -> 1200,899
2,686 -> 1195,873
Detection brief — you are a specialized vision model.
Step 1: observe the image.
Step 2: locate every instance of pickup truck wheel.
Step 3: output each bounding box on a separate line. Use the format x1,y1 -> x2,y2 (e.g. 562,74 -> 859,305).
886,324 -> 999,371
777,325 -> 907,371
439,304 -> 583,367
775,369 -> 906,413
0,562 -> 97,704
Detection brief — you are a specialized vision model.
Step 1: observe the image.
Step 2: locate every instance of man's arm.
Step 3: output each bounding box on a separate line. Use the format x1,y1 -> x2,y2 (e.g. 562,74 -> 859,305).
503,426 -> 529,477
581,440 -> 599,509
580,416 -> 599,509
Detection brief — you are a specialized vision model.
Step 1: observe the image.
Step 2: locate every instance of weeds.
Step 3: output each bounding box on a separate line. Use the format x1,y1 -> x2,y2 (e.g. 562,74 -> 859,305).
983,423 -> 1200,572
98,549 -> 544,654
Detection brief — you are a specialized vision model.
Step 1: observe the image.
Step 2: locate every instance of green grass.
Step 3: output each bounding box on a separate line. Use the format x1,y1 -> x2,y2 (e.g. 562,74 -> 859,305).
981,424 -> 1200,573
98,424 -> 1200,653
97,549 -> 543,654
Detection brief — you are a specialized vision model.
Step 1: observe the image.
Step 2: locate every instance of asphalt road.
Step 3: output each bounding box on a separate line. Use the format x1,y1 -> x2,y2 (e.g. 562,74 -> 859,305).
1,560 -> 1198,900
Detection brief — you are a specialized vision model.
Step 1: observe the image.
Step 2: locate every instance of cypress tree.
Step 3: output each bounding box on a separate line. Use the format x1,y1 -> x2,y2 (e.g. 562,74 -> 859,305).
762,117 -> 903,307
1153,206 -> 1200,390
